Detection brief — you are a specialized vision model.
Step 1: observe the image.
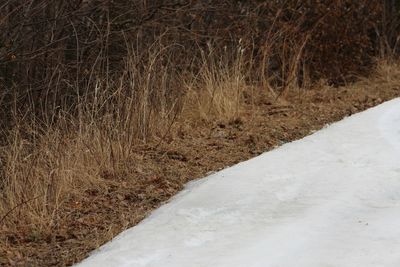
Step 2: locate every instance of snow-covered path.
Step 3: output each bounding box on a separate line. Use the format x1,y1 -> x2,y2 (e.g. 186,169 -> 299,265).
77,99 -> 400,267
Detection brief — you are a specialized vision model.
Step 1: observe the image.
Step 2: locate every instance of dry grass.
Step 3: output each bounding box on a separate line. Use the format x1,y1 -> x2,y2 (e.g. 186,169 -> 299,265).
0,55 -> 399,265
0,2 -> 398,264
183,46 -> 249,122
373,60 -> 400,84
0,46 -> 250,230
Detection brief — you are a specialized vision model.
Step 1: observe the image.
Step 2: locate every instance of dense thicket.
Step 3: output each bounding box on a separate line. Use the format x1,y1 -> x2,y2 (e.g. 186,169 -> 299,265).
0,3 -> 400,262
0,0 -> 399,128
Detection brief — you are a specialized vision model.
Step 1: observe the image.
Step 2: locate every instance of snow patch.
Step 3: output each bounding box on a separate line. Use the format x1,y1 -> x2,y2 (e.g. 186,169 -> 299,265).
77,98 -> 400,267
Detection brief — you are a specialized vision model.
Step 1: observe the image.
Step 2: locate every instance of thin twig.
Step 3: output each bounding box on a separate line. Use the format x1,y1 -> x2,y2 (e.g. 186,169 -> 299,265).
0,194 -> 44,225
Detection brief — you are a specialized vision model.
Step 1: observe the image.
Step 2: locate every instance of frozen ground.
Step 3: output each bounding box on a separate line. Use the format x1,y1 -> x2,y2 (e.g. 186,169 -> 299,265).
77,98 -> 400,267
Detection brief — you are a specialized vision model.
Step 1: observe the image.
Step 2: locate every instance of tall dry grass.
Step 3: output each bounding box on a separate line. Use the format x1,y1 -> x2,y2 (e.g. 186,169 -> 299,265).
2,53 -> 399,233
184,44 -> 249,122
0,0 -> 398,241
0,44 -> 255,230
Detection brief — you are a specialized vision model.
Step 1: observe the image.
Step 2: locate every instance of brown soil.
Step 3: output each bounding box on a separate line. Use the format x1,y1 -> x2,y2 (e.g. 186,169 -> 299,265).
1,73 -> 400,266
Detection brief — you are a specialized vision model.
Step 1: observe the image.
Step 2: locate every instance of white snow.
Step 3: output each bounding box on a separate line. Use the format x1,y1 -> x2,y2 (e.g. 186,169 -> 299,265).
77,98 -> 400,267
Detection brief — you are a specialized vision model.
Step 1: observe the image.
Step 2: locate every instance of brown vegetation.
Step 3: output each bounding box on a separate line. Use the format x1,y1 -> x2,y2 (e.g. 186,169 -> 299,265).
1,59 -> 400,266
0,0 -> 399,265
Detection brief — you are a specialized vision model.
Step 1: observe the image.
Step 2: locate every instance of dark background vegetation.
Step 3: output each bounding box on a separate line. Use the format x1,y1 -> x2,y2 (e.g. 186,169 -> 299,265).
0,1 -> 400,265
1,0 -> 399,130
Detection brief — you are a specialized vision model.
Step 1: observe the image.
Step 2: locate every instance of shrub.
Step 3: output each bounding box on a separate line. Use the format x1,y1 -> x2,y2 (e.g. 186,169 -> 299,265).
0,0 -> 397,127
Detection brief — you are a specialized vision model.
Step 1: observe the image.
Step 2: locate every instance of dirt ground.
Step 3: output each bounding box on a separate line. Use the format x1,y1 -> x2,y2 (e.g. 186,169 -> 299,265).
1,70 -> 400,266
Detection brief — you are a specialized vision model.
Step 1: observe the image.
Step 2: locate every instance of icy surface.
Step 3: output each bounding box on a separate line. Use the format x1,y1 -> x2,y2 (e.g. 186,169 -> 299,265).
77,98 -> 400,267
